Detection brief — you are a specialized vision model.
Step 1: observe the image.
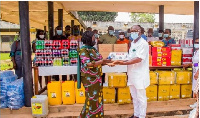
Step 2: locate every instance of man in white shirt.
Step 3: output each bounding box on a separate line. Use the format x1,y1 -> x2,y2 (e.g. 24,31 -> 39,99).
113,25 -> 150,118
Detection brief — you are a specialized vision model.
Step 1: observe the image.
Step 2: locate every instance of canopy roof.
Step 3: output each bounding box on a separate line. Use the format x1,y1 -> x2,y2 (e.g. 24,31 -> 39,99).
0,1 -> 195,30
61,1 -> 194,15
0,1 -> 86,30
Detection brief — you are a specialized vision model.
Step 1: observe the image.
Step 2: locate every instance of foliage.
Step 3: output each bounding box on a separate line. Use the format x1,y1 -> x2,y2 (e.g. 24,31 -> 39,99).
130,13 -> 155,23
77,11 -> 118,22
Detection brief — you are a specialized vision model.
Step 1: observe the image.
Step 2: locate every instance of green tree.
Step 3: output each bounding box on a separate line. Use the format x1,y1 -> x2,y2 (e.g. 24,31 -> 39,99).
130,13 -> 155,23
77,11 -> 118,22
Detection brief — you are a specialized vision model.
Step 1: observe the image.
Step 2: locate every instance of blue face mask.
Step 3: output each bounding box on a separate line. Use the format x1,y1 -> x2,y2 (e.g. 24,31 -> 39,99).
57,30 -> 62,35
163,34 -> 169,38
158,33 -> 163,37
109,30 -> 114,36
130,32 -> 139,41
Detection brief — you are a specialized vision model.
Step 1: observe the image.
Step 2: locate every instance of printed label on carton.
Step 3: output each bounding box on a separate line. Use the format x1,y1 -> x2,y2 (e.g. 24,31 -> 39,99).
32,103 -> 43,115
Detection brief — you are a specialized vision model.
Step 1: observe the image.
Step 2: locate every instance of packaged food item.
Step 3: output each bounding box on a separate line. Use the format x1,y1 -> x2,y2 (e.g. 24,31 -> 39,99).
108,73 -> 127,88
146,85 -> 157,102
70,58 -> 78,66
118,87 -> 131,104
171,50 -> 182,66
182,48 -> 193,57
158,85 -> 170,101
157,71 -> 175,85
169,84 -> 180,99
108,52 -> 129,60
181,84 -> 192,98
103,87 -> 115,104
150,41 -> 164,47
149,71 -> 158,85
44,40 -> 53,49
36,40 -> 45,50
175,71 -> 192,84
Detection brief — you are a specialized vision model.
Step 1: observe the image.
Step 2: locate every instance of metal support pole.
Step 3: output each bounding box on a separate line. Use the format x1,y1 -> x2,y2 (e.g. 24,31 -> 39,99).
81,29 -> 83,35
58,9 -> 63,30
159,5 -> 164,31
48,1 -> 54,40
19,1 -> 33,107
71,20 -> 74,35
193,1 -> 199,40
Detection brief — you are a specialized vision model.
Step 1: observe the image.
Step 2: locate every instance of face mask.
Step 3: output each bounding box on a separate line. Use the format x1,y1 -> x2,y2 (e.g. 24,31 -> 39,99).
194,44 -> 199,49
57,30 -> 62,35
127,33 -> 131,37
158,33 -> 163,37
119,35 -> 124,39
94,34 -> 99,39
39,35 -> 45,39
109,30 -> 114,36
163,34 -> 169,38
130,32 -> 139,41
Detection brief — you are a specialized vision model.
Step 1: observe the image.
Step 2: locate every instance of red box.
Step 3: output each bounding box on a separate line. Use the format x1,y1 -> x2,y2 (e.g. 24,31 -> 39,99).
152,57 -> 171,66
53,40 -> 62,49
61,40 -> 70,49
162,52 -> 171,57
182,57 -> 192,62
149,45 -> 151,55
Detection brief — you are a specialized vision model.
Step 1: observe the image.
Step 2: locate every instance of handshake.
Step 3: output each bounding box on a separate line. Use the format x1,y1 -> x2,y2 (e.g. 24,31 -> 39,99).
103,59 -> 124,67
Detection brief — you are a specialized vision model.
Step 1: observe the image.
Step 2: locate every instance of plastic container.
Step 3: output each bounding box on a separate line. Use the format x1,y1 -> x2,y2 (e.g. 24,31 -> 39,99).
158,85 -> 170,101
61,49 -> 69,57
62,81 -> 75,105
169,84 -> 180,99
103,87 -> 115,104
36,40 -> 45,50
47,81 -> 62,105
61,40 -> 70,49
117,87 -> 131,104
181,84 -> 192,98
70,58 -> 78,66
69,50 -> 78,58
75,82 -> 85,104
146,85 -> 157,102
62,57 -> 70,66
108,73 -> 127,88
44,40 -> 53,49
53,40 -> 62,49
31,95 -> 48,118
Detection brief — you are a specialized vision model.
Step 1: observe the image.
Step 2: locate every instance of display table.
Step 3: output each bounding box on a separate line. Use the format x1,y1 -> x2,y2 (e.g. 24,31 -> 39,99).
34,65 -> 128,94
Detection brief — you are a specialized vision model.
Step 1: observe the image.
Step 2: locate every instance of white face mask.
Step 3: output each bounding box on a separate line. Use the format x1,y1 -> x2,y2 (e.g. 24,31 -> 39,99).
119,35 -> 124,39
39,35 -> 45,39
194,44 -> 199,49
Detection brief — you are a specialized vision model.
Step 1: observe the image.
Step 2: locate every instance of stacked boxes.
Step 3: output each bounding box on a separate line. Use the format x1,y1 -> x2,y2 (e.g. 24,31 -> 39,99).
171,50 -> 182,66
146,85 -> 157,102
152,47 -> 171,66
182,48 -> 193,65
181,84 -> 192,98
104,73 -> 131,104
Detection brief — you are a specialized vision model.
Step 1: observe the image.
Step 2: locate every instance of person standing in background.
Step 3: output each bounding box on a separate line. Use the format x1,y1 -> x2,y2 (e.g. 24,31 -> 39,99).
117,31 -> 130,49
98,26 -> 117,44
158,29 -> 164,40
10,32 -> 22,79
162,29 -> 176,47
138,25 -> 147,41
93,29 -> 99,50
65,25 -> 71,39
147,28 -> 159,42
